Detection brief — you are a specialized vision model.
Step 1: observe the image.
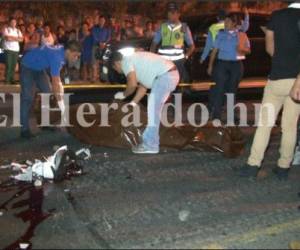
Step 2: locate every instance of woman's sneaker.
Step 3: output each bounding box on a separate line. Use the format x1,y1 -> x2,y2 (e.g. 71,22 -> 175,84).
132,144 -> 159,154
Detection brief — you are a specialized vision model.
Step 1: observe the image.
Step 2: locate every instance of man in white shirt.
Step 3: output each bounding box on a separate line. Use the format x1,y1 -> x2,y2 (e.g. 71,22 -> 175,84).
112,51 -> 179,154
3,17 -> 23,84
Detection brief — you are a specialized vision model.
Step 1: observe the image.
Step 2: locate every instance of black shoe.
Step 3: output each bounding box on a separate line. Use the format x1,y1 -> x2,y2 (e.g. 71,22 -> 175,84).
272,167 -> 289,181
239,164 -> 259,178
41,126 -> 56,132
20,130 -> 36,139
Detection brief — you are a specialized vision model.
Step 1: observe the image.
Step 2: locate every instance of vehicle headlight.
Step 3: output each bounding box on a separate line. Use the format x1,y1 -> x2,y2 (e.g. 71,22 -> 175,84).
118,47 -> 135,57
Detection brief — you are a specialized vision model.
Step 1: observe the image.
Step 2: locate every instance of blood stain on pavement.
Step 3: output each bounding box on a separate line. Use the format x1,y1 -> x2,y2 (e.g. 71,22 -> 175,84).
0,182 -> 55,250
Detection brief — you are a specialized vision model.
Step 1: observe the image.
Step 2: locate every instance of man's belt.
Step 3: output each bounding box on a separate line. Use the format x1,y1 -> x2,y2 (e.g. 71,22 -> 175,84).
167,66 -> 177,72
155,66 -> 178,80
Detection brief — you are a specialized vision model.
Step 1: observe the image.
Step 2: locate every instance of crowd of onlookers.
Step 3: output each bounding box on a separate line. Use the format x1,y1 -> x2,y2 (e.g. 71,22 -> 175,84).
0,12 -> 161,84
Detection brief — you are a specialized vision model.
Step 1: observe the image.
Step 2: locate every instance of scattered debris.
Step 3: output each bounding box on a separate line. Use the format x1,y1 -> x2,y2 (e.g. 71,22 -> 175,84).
19,243 -> 30,249
0,165 -> 11,170
178,210 -> 190,222
11,162 -> 28,171
34,179 -> 43,187
76,148 -> 91,160
14,168 -> 33,182
26,160 -> 33,166
103,213 -> 112,231
2,146 -> 90,185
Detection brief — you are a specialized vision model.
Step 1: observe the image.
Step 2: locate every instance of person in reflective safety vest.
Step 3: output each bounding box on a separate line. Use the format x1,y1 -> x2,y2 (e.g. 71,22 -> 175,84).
150,2 -> 195,83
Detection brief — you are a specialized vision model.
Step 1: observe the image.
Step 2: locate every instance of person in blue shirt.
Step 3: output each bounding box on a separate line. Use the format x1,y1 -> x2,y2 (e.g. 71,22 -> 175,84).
91,15 -> 111,82
207,13 -> 250,122
20,41 -> 81,139
79,22 -> 94,81
200,8 -> 250,64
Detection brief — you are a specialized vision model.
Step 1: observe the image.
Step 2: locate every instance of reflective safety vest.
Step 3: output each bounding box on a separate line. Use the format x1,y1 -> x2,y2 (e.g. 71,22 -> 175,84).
209,22 -> 225,42
158,22 -> 186,61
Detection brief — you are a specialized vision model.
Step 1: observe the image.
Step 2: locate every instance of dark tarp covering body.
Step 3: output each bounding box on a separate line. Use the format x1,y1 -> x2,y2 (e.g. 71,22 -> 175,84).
36,101 -> 245,158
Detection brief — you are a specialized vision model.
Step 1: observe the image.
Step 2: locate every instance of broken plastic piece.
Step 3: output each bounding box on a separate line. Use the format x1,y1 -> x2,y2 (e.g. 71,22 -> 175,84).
0,165 -> 11,170
34,179 -> 43,187
32,161 -> 54,180
31,146 -> 68,180
178,210 -> 190,222
12,168 -> 33,182
10,145 -> 86,183
19,243 -> 30,249
11,162 -> 27,171
52,146 -> 69,172
76,148 -> 91,160
26,160 -> 33,166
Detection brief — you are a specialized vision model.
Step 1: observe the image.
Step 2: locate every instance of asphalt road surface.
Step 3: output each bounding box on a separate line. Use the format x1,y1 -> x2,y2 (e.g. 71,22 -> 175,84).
0,96 -> 300,249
